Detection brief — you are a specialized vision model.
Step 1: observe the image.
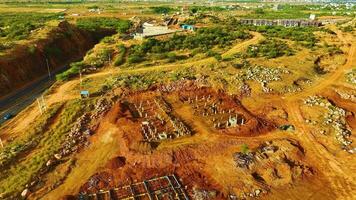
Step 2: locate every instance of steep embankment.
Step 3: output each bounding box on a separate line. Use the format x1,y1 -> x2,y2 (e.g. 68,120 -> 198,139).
0,21 -> 111,98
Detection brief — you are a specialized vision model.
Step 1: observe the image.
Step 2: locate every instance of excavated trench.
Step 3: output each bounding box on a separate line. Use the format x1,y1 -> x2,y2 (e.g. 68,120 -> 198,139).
0,21 -> 115,121
0,21 -> 115,98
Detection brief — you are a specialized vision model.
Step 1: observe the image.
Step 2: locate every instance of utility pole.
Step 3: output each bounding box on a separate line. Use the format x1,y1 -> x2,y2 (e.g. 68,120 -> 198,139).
79,68 -> 83,91
46,58 -> 51,79
37,95 -> 47,115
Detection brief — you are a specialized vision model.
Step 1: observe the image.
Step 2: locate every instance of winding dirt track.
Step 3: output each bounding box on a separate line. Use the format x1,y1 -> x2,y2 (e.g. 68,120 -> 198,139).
2,28 -> 355,199
281,26 -> 356,199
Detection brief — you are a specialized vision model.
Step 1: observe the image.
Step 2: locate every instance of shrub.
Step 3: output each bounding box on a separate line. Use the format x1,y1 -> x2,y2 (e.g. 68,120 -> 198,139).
101,36 -> 115,44
128,54 -> 144,64
76,17 -> 131,33
341,25 -> 354,32
56,61 -> 84,81
241,144 -> 250,154
127,26 -> 251,63
249,25 -> 318,48
0,13 -> 60,41
166,52 -> 177,62
114,44 -> 126,66
246,38 -> 294,58
150,6 -> 175,14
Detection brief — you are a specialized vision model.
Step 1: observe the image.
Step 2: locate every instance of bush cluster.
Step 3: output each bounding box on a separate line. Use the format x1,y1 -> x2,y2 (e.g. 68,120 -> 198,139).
76,17 -> 131,33
128,26 -> 251,63
0,13 -> 60,40
248,25 -> 318,48
246,38 -> 295,58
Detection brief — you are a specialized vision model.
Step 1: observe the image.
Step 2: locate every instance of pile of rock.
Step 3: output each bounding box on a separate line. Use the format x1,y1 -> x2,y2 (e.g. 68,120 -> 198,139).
345,70 -> 356,84
304,96 -> 353,150
233,152 -> 255,168
239,65 -> 290,93
334,89 -> 356,102
239,82 -> 251,97
55,98 -> 112,160
60,113 -> 92,158
91,98 -> 112,119
193,188 -> 217,200
238,189 -> 265,199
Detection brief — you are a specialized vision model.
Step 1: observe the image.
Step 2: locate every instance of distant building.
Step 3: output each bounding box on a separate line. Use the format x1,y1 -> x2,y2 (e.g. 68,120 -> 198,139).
134,22 -> 178,40
240,19 -> 322,27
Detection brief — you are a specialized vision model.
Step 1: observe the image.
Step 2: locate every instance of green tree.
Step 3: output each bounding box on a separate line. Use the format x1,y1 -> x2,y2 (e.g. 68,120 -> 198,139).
241,144 -> 249,154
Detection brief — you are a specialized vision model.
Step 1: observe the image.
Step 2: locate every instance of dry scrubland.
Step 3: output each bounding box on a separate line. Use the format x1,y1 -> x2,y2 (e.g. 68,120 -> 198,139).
0,1 -> 356,200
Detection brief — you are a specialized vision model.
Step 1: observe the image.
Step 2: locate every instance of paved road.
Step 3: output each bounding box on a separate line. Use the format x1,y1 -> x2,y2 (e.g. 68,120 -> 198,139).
0,66 -> 68,126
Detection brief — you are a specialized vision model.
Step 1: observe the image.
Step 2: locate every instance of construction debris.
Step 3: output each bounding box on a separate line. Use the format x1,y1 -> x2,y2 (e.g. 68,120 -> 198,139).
237,65 -> 290,93
304,96 -> 353,150
79,174 -> 189,200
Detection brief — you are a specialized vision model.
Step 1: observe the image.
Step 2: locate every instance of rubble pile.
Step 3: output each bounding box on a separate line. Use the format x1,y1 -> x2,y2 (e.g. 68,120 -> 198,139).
334,89 -> 356,102
55,98 -> 113,160
60,113 -> 92,157
345,70 -> 356,84
304,96 -> 353,150
238,65 -> 290,93
91,98 -> 112,119
235,188 -> 265,199
193,188 -> 217,200
239,83 -> 251,97
157,80 -> 198,93
233,152 -> 255,168
233,140 -> 313,198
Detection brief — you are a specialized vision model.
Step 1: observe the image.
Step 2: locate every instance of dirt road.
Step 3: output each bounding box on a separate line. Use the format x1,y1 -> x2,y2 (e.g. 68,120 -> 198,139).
281,27 -> 356,199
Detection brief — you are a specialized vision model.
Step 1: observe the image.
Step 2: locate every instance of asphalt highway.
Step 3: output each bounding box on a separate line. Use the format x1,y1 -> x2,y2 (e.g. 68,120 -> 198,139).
0,66 -> 68,126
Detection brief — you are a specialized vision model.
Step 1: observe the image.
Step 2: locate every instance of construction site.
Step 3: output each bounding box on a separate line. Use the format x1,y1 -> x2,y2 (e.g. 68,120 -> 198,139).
0,1 -> 355,200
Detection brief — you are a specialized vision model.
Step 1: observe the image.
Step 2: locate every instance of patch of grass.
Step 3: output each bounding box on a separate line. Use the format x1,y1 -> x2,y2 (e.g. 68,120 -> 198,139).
0,12 -> 60,41
114,44 -> 126,66
246,38 -> 295,58
0,104 -> 62,170
345,69 -> 356,85
0,99 -> 92,198
76,17 -> 131,33
248,25 -> 319,48
150,6 -> 176,14
56,61 -> 84,81
128,26 -> 251,64
341,25 -> 354,32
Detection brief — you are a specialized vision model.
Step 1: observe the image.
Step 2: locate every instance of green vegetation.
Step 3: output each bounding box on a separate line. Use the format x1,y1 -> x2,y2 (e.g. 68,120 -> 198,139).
241,143 -> 250,154
0,41 -> 14,51
0,104 -> 62,170
56,46 -> 115,81
76,17 -> 131,33
128,26 -> 251,64
345,69 -> 356,85
189,6 -> 234,13
56,61 -> 84,81
0,100 -> 92,198
245,6 -> 309,19
246,39 -> 294,58
341,25 -> 354,32
114,44 -> 126,66
323,43 -> 343,55
248,25 -> 318,48
0,13 -> 60,41
150,6 -> 176,14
